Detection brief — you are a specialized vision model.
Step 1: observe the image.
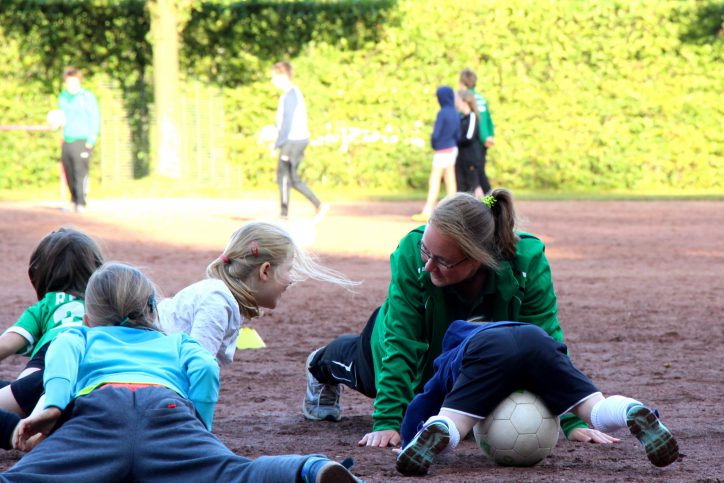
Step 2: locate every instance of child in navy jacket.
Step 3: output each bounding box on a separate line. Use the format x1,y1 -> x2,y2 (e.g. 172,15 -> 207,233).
412,86 -> 461,221
396,320 -> 679,476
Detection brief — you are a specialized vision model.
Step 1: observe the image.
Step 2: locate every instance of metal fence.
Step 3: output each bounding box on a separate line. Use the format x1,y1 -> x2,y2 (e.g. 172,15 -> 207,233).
98,79 -> 240,191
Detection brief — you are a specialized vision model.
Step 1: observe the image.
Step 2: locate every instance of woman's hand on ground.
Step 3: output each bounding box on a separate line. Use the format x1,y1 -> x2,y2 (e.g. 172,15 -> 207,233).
358,429 -> 401,448
568,427 -> 620,444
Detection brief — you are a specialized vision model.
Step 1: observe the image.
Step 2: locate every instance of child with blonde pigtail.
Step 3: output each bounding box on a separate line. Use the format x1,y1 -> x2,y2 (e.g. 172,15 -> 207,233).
158,221 -> 358,365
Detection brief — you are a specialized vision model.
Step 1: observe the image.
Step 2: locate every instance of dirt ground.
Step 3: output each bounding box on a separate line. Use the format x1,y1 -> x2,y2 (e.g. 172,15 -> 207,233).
0,196 -> 722,482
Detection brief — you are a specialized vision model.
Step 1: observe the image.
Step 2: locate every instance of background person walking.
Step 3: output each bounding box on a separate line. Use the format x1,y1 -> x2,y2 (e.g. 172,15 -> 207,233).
58,66 -> 100,213
459,68 -> 494,180
271,61 -> 328,221
412,86 -> 460,222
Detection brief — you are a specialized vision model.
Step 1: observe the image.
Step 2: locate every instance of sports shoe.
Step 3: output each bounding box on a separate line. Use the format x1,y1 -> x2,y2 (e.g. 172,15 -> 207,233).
302,349 -> 342,422
396,420 -> 450,476
300,456 -> 364,483
626,404 -> 679,467
411,212 -> 430,222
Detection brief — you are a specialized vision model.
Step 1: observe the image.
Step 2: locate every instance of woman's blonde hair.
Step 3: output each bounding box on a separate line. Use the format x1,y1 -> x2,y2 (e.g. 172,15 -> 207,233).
429,189 -> 519,272
85,262 -> 159,331
207,222 -> 358,319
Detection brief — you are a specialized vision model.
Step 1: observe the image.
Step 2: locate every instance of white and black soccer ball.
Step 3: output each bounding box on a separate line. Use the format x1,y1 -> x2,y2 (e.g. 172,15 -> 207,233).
473,390 -> 560,466
46,109 -> 66,129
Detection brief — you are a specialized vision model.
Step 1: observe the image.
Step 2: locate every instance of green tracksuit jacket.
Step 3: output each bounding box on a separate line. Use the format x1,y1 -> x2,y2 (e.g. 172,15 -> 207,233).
370,226 -> 587,436
470,88 -> 494,142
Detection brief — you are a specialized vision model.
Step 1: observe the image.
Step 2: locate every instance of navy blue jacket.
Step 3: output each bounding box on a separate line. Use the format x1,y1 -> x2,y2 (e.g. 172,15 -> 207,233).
431,86 -> 461,151
399,320 -> 524,445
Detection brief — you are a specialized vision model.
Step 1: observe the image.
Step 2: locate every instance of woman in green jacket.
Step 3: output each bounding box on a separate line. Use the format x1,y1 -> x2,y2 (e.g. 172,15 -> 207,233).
303,189 -> 614,447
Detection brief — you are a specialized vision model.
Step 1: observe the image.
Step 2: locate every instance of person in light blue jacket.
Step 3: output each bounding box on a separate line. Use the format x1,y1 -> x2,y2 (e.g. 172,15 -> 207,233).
58,66 -> 100,213
3,263 -> 361,483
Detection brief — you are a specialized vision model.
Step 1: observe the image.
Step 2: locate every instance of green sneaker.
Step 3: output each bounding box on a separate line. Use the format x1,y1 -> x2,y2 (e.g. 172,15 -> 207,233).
396,421 -> 450,476
626,405 -> 679,467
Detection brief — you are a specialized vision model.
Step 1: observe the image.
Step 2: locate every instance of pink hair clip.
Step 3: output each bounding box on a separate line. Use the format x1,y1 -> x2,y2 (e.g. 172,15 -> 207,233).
249,241 -> 259,258
220,254 -> 230,264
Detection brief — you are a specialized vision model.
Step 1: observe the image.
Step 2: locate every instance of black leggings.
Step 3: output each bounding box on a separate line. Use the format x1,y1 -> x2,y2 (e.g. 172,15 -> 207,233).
276,141 -> 320,216
61,140 -> 92,206
308,307 -> 378,397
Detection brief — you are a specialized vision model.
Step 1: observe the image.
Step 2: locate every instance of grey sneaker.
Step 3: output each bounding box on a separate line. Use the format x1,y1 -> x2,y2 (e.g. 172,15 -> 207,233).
303,348 -> 342,422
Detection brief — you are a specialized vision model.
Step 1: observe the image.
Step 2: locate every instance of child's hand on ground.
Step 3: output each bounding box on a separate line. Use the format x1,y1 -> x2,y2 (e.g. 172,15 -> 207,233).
12,407 -> 62,452
358,429 -> 401,448
568,427 -> 620,444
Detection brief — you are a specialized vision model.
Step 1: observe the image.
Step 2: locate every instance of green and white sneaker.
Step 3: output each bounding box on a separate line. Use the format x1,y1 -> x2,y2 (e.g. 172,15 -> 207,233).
302,349 -> 342,422
626,405 -> 679,467
396,421 -> 450,476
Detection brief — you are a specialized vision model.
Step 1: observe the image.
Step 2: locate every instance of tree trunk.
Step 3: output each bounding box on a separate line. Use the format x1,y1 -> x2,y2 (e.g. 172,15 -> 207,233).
149,0 -> 181,178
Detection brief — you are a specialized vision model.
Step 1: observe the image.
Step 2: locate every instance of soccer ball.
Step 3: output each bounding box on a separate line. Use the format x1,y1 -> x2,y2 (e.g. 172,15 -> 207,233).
46,109 -> 66,129
473,390 -> 560,466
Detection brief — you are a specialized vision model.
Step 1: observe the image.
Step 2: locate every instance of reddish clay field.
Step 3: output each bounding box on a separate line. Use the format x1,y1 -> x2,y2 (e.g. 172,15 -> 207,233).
0,197 -> 722,482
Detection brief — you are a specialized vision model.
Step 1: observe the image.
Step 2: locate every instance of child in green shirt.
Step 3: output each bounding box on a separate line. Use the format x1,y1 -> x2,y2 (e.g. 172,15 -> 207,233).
0,228 -> 104,421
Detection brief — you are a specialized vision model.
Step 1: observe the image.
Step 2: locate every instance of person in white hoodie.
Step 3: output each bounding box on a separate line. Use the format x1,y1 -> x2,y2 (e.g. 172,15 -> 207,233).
271,61 -> 328,220
158,222 -> 356,366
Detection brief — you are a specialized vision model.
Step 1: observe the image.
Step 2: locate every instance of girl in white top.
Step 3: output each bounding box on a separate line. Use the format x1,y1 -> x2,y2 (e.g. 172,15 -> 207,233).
158,221 -> 357,365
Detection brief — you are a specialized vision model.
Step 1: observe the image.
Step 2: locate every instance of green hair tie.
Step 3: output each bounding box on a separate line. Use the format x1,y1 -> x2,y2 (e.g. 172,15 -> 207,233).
119,317 -> 130,326
482,195 -> 497,209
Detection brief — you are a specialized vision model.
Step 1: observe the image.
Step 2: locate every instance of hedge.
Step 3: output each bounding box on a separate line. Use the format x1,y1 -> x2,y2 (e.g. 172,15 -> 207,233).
0,0 -> 721,193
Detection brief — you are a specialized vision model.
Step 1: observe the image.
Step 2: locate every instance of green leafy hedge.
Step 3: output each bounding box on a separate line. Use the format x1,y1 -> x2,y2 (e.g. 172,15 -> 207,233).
1,0 -> 722,193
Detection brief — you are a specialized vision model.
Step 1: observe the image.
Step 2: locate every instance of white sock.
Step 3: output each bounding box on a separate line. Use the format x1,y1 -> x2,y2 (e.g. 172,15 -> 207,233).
590,395 -> 641,433
425,415 -> 460,449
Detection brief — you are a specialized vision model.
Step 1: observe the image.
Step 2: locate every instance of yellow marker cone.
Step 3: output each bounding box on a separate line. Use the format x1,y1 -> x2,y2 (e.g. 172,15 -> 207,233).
236,327 -> 266,350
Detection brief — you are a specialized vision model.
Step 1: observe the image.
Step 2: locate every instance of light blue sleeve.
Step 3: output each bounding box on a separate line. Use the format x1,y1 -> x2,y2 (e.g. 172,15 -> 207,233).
179,336 -> 220,430
43,329 -> 86,410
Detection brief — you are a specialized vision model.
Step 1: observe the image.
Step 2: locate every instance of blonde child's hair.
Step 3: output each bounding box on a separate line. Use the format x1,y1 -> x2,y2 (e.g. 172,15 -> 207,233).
85,262 -> 160,331
207,222 -> 359,319
456,89 -> 480,119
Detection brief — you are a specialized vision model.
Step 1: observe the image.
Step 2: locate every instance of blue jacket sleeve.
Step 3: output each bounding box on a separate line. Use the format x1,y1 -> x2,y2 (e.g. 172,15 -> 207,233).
43,330 -> 86,410
400,371 -> 448,446
430,111 -> 444,149
180,337 -> 220,430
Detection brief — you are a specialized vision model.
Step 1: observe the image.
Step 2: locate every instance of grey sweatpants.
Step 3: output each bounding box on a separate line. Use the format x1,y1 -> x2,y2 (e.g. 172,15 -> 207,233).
0,386 -> 309,482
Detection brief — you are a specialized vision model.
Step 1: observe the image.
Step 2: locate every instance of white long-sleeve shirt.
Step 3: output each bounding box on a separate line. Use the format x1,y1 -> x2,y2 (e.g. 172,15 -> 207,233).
158,279 -> 243,366
275,85 -> 310,148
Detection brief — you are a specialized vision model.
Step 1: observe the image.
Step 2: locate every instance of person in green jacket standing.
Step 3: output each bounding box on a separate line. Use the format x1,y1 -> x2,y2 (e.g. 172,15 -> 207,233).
58,66 -> 100,213
303,189 -> 618,448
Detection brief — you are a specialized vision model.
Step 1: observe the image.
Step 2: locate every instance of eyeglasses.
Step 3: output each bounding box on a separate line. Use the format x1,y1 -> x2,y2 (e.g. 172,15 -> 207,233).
419,241 -> 468,270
